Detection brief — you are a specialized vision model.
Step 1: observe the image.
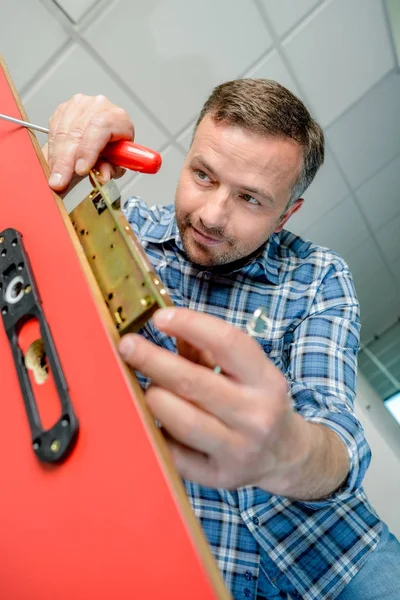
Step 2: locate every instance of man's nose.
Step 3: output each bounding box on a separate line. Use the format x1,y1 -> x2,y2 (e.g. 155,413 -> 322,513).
198,188 -> 230,230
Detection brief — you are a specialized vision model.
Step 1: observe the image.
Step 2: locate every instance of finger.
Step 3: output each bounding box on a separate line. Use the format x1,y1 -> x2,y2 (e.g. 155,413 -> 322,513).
176,338 -> 217,369
48,94 -> 91,189
94,160 -> 126,184
47,101 -> 67,171
165,436 -> 213,483
153,308 -> 270,385
146,386 -> 230,455
164,435 -> 223,488
74,102 -> 134,176
118,334 -> 242,424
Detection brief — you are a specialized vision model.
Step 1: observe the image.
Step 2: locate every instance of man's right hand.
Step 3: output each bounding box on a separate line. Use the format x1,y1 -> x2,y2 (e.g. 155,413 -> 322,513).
46,94 -> 135,192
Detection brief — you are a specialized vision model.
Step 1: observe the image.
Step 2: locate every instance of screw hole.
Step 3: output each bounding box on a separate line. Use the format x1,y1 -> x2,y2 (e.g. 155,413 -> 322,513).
1,249 -> 6,257
18,262 -> 24,271
108,293 -> 114,300
12,281 -> 23,298
2,306 -> 8,315
11,239 -> 18,247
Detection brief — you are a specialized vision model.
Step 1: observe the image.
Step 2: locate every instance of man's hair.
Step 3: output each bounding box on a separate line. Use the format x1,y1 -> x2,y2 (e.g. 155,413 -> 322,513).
194,78 -> 325,208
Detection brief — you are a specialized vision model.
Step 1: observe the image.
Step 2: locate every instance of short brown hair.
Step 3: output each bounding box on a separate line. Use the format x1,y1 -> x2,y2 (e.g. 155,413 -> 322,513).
194,79 -> 325,207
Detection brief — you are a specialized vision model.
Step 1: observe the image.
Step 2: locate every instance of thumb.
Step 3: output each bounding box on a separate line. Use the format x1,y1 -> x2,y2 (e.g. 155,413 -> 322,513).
95,160 -> 126,184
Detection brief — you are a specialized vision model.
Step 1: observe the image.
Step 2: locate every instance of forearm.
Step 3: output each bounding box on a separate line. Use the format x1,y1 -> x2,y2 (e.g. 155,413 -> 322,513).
259,414 -> 350,501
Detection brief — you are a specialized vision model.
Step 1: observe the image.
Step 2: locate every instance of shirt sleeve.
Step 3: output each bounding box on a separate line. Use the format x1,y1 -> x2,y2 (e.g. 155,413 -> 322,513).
286,260 -> 371,508
122,196 -> 151,239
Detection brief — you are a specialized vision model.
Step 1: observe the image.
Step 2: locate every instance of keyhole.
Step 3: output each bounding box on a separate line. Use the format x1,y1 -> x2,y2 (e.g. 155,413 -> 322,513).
24,339 -> 49,384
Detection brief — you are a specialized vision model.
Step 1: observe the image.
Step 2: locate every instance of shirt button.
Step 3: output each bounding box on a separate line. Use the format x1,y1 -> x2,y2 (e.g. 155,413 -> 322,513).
252,516 -> 259,526
244,571 -> 253,581
264,343 -> 272,353
244,588 -> 251,597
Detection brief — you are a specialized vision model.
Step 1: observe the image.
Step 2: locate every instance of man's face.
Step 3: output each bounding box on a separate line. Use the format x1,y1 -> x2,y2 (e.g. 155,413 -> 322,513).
175,114 -> 304,267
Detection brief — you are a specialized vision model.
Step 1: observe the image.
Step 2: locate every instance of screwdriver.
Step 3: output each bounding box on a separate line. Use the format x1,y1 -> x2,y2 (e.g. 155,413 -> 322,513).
0,113 -> 162,174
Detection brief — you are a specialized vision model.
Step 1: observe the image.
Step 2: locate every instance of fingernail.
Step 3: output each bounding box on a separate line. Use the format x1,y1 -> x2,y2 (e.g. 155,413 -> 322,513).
154,308 -> 175,326
118,336 -> 135,357
75,158 -> 88,175
48,172 -> 63,188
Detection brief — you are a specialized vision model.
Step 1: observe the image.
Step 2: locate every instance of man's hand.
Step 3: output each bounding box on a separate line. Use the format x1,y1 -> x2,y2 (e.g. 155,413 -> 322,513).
118,307 -> 349,497
46,94 -> 133,191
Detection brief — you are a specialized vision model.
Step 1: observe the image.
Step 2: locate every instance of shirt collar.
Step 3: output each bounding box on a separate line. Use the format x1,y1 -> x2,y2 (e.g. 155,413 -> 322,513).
140,209 -> 280,285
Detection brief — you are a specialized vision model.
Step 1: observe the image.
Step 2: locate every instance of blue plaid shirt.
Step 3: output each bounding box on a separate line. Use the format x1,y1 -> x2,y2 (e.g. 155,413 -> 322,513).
123,198 -> 382,600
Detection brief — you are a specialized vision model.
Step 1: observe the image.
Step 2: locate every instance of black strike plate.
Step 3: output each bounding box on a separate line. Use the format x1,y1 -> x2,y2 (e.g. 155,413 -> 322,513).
0,228 -> 78,463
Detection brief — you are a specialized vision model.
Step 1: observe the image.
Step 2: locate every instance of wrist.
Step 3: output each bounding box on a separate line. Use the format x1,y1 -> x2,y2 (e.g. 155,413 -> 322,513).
258,416 -> 350,501
257,412 -> 313,497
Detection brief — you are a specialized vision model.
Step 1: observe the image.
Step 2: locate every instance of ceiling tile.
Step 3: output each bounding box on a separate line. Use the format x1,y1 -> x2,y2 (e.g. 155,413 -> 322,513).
177,122 -> 195,152
282,0 -> 394,127
85,0 -> 271,135
392,255 -> 400,287
246,50 -> 302,98
178,50 -> 301,152
258,0 -> 321,38
375,212 -> 400,263
301,196 -> 369,256
327,73 -> 400,189
23,45 -> 167,152
287,149 -> 349,235
372,326 -> 400,363
53,0 -> 98,23
387,353 -> 400,376
341,238 -> 399,337
359,294 -> 399,344
0,0 -> 69,91
354,266 -> 397,322
355,154 -> 400,231
342,238 -> 389,289
120,146 -> 184,207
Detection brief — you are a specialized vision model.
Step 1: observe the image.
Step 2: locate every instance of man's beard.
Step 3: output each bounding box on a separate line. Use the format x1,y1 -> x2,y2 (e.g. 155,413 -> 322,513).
176,212 -> 265,268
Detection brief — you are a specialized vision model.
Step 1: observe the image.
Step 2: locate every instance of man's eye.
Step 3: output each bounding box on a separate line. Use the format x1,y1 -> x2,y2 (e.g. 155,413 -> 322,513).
241,193 -> 260,206
194,169 -> 210,182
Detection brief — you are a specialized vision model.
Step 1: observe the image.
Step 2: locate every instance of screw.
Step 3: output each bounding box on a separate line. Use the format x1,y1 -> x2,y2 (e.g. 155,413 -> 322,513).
246,307 -> 271,337
50,439 -> 61,453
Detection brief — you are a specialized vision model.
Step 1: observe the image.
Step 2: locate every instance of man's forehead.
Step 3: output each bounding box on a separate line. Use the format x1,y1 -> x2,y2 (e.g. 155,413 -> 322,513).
191,115 -> 302,170
190,136 -> 302,184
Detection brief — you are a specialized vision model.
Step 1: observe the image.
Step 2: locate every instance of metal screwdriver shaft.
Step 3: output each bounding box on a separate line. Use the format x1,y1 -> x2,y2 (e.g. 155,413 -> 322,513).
0,113 -> 49,134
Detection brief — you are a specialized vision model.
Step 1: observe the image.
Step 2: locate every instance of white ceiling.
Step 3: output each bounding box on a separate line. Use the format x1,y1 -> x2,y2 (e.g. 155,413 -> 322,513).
1,0 -> 399,345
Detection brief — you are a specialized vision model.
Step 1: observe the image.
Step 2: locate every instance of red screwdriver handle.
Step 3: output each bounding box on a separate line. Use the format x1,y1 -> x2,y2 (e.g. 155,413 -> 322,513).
100,140 -> 162,174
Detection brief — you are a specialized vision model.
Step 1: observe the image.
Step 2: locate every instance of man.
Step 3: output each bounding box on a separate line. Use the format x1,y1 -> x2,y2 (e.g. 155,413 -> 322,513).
45,79 -> 400,599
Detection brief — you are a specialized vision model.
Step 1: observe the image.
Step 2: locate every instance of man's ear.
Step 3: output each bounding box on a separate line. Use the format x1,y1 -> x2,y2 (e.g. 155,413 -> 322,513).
274,198 -> 304,233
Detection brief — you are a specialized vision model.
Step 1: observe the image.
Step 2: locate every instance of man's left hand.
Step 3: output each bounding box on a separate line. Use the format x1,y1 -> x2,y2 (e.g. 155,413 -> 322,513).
118,307 -> 312,492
